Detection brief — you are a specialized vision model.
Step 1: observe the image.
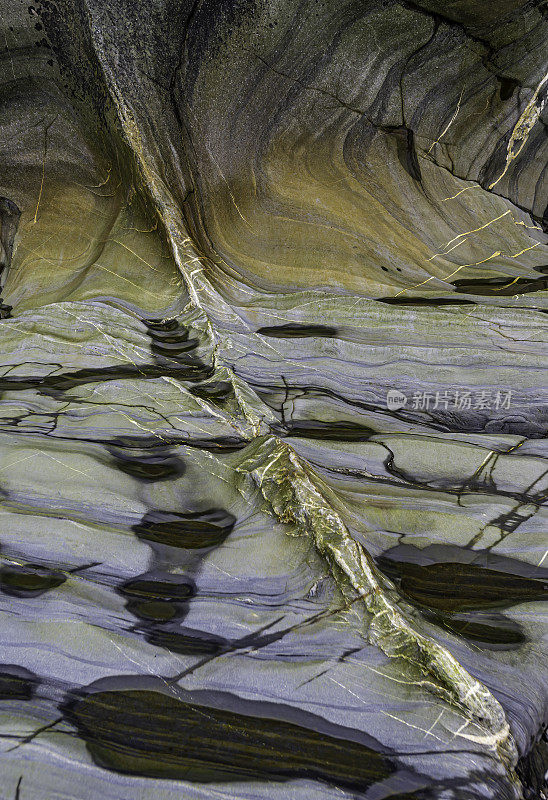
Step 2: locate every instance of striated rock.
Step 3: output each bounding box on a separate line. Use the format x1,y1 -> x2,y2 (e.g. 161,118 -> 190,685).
0,1 -> 546,799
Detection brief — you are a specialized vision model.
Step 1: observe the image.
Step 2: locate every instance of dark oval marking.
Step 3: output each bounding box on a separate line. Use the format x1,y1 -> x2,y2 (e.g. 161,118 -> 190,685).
383,561 -> 548,612
64,688 -> 393,787
377,297 -> 474,306
0,665 -> 40,700
452,275 -> 548,296
127,600 -> 179,622
132,509 -> 236,549
433,612 -> 525,648
110,433 -> 246,453
110,453 -> 185,482
256,324 -> 338,339
0,564 -> 66,597
281,420 -> 374,441
120,577 -> 195,603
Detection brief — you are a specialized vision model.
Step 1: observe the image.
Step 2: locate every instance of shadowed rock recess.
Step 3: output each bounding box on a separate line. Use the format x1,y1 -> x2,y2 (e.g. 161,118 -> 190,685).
0,0 -> 546,798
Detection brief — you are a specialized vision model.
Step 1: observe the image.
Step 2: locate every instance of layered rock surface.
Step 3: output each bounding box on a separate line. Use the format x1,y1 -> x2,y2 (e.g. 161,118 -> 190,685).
0,1 -> 547,798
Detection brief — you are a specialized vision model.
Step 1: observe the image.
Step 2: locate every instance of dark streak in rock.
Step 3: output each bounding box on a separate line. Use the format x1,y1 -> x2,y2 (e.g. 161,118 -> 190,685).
378,558 -> 548,612
121,574 -> 195,624
452,275 -> 548,295
0,564 -> 66,598
144,628 -> 227,655
257,323 -> 339,338
377,297 -> 475,306
382,125 -> 422,182
0,363 -> 215,397
434,612 -> 525,648
132,509 -> 236,549
127,600 -> 180,622
63,687 -> 394,787
275,419 -> 375,441
120,576 -> 196,603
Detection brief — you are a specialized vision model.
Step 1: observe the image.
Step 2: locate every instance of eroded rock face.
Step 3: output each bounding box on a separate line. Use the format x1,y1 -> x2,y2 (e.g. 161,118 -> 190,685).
0,1 -> 546,798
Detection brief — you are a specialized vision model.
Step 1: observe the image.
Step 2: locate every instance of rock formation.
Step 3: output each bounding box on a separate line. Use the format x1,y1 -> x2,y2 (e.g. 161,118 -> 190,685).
0,1 -> 546,797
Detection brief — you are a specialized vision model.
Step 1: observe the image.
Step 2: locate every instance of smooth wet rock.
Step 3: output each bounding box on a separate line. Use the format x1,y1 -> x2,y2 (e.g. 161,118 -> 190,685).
0,1 -> 546,799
